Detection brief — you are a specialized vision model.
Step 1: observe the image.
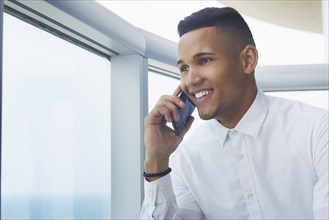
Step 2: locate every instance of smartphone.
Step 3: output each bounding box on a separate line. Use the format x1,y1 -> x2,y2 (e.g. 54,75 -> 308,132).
172,92 -> 195,136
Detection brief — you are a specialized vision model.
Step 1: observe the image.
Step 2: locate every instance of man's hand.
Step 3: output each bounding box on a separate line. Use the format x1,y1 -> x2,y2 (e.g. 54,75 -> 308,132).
144,86 -> 194,181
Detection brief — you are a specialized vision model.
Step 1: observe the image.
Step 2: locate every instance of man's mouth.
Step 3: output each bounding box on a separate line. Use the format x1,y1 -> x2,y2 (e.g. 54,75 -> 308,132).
194,90 -> 213,99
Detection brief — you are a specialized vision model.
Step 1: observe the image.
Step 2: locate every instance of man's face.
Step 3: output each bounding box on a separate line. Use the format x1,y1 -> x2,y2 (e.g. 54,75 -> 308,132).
177,27 -> 248,123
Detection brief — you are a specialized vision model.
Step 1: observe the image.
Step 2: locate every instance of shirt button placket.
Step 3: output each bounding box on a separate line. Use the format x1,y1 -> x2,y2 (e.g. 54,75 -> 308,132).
236,152 -> 245,160
246,192 -> 254,200
229,130 -> 263,219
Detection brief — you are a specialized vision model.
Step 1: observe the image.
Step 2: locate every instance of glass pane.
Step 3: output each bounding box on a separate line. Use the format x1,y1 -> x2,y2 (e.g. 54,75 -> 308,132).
148,73 -> 178,111
1,13 -> 111,219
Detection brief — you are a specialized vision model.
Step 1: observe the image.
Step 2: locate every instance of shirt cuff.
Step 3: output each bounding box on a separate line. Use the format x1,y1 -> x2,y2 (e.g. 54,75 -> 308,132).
144,174 -> 175,206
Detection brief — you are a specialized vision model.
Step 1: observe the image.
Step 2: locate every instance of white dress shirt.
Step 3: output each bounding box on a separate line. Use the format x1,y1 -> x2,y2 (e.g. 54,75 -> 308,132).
141,89 -> 328,219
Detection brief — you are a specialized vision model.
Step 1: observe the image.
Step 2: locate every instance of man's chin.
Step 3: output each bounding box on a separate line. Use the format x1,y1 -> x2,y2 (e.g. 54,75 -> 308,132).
198,112 -> 214,121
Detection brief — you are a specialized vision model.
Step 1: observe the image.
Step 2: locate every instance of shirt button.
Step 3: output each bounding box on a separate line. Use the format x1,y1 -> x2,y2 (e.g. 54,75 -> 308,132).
230,130 -> 238,136
236,153 -> 244,160
148,191 -> 155,197
246,192 -> 254,200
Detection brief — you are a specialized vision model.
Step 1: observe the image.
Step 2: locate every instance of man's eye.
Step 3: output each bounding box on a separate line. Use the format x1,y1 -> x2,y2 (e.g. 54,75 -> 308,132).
200,58 -> 211,65
180,65 -> 189,74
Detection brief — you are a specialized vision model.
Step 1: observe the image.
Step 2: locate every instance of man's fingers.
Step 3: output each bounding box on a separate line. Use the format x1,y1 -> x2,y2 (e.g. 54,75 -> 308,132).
149,95 -> 185,123
158,102 -> 181,122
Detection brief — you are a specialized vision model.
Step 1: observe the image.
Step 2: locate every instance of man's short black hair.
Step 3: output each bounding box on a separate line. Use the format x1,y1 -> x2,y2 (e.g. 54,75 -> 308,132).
177,7 -> 255,54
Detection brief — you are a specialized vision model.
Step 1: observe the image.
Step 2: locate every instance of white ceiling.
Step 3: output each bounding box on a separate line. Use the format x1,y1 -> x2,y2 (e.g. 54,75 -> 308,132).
220,0 -> 322,33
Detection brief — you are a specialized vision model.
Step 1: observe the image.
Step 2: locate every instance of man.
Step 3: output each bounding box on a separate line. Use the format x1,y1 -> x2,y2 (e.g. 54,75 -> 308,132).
141,7 -> 328,219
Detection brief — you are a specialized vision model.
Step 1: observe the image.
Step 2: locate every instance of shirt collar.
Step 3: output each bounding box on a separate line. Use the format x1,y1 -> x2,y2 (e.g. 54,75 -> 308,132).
210,119 -> 229,147
235,88 -> 268,137
216,88 -> 269,146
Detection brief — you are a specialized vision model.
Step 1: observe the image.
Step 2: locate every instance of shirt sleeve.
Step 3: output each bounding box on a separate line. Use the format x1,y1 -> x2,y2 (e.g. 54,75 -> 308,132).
140,174 -> 204,220
312,112 -> 329,220
140,175 -> 179,220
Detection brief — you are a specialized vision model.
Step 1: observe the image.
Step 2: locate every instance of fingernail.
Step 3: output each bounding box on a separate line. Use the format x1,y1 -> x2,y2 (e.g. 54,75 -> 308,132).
176,113 -> 180,121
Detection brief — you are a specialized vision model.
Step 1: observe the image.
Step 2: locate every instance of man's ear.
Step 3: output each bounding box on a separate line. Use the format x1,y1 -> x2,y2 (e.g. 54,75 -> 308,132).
241,45 -> 258,75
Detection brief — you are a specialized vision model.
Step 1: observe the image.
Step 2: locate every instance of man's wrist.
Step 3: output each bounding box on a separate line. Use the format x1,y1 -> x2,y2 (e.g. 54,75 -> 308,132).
144,157 -> 169,172
144,167 -> 172,177
143,167 -> 171,182
144,158 -> 169,181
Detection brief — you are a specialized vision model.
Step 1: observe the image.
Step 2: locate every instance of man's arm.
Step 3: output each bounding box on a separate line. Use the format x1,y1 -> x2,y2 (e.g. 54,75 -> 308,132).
141,86 -> 194,219
143,86 -> 193,178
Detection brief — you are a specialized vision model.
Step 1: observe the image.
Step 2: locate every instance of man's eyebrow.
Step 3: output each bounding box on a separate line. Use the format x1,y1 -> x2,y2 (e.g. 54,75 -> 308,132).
177,52 -> 216,66
193,52 -> 216,58
177,59 -> 184,66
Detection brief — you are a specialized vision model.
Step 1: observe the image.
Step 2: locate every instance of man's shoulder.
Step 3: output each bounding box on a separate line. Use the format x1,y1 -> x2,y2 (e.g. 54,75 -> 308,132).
265,94 -> 328,120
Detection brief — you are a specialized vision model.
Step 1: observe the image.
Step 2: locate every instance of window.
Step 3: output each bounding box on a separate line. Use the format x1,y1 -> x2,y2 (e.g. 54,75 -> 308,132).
2,13 -> 111,219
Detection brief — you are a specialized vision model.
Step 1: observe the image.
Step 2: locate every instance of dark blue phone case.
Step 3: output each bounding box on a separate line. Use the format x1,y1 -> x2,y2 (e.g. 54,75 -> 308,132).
172,92 -> 195,135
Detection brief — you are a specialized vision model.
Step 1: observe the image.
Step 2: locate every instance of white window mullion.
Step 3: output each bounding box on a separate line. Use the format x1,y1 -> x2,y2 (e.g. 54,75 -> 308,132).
111,54 -> 148,219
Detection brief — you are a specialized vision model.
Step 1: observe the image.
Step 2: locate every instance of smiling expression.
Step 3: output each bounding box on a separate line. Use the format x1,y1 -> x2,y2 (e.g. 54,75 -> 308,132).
177,27 -> 256,127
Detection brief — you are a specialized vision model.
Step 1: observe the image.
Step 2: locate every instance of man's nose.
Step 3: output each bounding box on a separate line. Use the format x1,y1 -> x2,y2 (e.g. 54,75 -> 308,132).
184,67 -> 203,88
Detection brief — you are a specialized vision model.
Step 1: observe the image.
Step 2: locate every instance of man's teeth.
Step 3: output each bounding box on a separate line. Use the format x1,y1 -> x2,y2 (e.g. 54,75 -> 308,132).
195,90 -> 211,99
